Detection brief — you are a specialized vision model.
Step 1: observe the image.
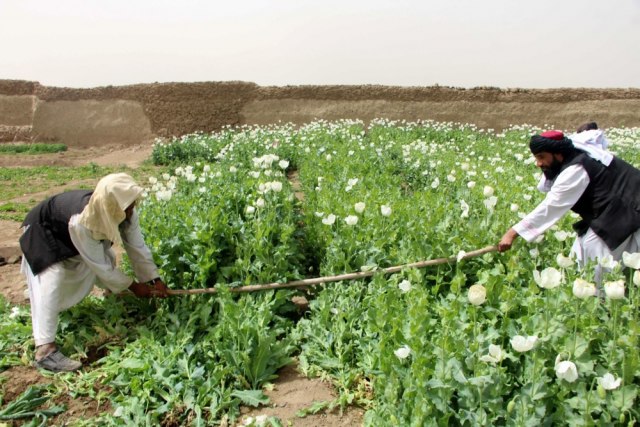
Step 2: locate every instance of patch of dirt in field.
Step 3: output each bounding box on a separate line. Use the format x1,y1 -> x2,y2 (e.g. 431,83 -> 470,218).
239,364 -> 365,426
0,366 -> 49,402
50,388 -> 112,425
0,143 -> 153,168
0,218 -> 26,305
0,366 -> 111,425
0,263 -> 27,305
287,170 -> 305,201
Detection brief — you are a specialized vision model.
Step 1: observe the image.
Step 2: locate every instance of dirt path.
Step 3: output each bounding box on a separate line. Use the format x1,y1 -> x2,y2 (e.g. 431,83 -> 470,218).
0,144 -> 365,426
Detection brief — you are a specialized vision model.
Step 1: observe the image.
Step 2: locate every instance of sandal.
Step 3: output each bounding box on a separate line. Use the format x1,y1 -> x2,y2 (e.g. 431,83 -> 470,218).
34,350 -> 82,372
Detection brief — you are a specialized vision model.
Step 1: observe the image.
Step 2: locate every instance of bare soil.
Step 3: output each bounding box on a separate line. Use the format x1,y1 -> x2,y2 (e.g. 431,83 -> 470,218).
240,365 -> 365,426
0,145 -> 365,426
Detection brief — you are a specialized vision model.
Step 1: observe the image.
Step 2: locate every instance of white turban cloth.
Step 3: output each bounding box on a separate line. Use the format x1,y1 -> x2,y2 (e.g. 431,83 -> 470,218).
77,173 -> 143,243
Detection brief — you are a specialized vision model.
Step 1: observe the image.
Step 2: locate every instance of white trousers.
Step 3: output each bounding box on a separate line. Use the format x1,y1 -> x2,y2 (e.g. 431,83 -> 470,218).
571,228 -> 640,282
22,256 -> 97,346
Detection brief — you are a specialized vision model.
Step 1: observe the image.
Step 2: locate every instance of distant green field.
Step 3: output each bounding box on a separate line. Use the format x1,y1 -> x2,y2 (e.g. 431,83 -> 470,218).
0,143 -> 67,154
0,163 -> 159,221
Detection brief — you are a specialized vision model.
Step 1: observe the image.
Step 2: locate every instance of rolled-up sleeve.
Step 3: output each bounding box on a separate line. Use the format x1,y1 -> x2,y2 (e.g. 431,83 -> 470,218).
68,215 -> 132,293
513,165 -> 590,242
120,210 -> 160,283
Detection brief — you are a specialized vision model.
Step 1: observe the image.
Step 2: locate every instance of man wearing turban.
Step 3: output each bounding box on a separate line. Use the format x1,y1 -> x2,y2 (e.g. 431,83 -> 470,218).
20,173 -> 168,372
498,130 -> 640,281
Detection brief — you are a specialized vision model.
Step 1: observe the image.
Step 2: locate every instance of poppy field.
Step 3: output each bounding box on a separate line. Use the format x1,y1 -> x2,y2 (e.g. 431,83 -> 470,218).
2,119 -> 640,426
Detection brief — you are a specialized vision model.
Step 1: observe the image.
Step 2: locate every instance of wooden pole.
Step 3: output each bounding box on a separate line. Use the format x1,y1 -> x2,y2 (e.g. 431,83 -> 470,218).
166,245 -> 498,296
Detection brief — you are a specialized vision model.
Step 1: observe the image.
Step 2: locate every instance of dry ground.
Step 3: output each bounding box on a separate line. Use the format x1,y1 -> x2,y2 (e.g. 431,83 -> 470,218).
0,144 -> 364,426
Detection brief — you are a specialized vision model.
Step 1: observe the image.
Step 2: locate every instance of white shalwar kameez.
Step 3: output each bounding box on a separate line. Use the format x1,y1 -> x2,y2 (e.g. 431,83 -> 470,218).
23,210 -> 158,346
513,164 -> 640,280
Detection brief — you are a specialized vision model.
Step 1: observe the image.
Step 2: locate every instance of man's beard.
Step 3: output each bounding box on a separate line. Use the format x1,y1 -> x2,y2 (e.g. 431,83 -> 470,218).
542,157 -> 563,181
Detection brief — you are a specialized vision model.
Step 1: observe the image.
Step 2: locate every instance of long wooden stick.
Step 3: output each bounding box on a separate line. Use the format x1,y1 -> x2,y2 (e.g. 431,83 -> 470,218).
166,245 -> 498,296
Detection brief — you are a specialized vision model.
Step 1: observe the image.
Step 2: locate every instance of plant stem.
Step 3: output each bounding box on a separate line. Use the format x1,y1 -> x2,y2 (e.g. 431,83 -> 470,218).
610,301 -> 618,367
572,299 -> 581,357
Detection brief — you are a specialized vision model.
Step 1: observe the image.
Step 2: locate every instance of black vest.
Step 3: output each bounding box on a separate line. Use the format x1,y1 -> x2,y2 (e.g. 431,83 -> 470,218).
564,153 -> 640,250
20,190 -> 93,275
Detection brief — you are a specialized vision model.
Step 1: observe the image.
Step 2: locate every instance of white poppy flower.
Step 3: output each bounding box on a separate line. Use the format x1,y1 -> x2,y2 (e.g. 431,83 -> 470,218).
598,373 -> 622,390
510,203 -> 519,212
468,284 -> 486,306
9,307 -> 21,319
348,178 -> 359,187
249,171 -> 261,179
278,160 -> 289,169
604,280 -> 625,300
634,270 -> 640,287
380,205 -> 392,217
344,215 -> 358,226
431,178 -> 440,189
599,255 -> 619,269
460,200 -> 470,218
394,345 -> 411,359
553,230 -> 570,242
156,190 -> 173,201
229,166 -> 237,173
203,164 -> 211,172
467,181 -> 476,189
556,253 -> 574,268
270,181 -> 283,192
322,214 -> 336,225
246,206 -> 256,214
483,196 -> 498,211
255,198 -> 265,208
354,202 -> 366,213
622,251 -> 640,269
148,176 -> 158,185
398,280 -> 412,293
523,194 -> 532,201
572,278 -> 596,299
483,186 -> 494,197
533,267 -> 562,289
510,335 -> 537,353
555,360 -> 579,383
479,344 -> 504,363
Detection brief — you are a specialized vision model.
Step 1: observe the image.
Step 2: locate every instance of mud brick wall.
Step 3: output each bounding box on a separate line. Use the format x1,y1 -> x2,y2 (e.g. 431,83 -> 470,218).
1,79 -> 639,146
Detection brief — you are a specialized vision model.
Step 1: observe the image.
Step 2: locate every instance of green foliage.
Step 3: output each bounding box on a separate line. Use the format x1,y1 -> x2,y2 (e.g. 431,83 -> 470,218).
2,120 -> 640,425
0,143 -> 67,154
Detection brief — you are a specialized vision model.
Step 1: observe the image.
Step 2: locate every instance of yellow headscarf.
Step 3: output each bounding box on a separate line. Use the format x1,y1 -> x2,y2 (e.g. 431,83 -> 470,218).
77,173 -> 143,243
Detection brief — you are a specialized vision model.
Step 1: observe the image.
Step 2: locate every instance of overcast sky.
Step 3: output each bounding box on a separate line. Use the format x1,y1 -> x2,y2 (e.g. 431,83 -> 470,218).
2,0 -> 639,89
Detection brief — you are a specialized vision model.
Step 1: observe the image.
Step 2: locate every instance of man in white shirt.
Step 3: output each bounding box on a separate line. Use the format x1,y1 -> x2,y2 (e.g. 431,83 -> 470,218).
498,130 -> 640,281
20,173 -> 168,372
